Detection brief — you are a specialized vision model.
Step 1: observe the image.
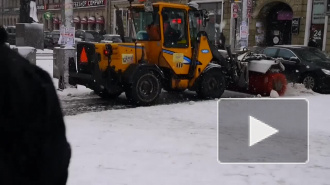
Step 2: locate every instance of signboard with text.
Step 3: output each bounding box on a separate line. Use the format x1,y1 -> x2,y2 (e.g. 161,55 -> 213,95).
312,0 -> 326,24
232,3 -> 239,18
58,26 -> 75,47
247,0 -> 252,19
73,0 -> 105,8
291,18 -> 300,34
41,0 -> 105,10
310,24 -> 324,50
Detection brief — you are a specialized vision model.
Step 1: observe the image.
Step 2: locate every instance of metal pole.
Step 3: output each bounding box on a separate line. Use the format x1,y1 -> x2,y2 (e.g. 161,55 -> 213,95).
105,0 -> 111,34
1,0 -> 3,25
230,2 -> 234,51
241,0 -> 247,48
62,0 -> 73,28
304,0 -> 313,46
58,0 -> 75,90
322,15 -> 328,51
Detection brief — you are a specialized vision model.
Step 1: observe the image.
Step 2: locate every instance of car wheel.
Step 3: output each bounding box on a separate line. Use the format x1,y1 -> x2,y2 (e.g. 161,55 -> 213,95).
303,75 -> 318,91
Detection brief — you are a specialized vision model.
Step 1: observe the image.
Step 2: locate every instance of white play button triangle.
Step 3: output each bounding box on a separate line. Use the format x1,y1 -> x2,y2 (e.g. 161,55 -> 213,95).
249,116 -> 279,147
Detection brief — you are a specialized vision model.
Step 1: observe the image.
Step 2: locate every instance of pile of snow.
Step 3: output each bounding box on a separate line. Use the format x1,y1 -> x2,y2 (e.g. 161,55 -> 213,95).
270,90 -> 279,98
284,83 -> 317,97
37,49 -> 53,54
53,78 -> 93,100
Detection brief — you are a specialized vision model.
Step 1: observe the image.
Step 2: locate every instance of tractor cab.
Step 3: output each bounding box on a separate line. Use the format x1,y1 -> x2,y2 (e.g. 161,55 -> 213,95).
129,3 -> 224,90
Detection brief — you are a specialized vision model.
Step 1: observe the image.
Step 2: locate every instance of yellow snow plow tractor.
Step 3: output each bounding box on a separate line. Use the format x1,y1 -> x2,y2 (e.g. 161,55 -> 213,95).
69,2 -> 250,105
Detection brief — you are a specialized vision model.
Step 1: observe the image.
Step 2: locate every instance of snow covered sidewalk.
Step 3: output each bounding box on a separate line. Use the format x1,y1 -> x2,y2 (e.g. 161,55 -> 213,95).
65,95 -> 330,185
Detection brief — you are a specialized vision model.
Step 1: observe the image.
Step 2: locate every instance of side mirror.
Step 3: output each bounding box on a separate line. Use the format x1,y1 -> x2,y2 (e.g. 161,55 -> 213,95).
290,57 -> 300,64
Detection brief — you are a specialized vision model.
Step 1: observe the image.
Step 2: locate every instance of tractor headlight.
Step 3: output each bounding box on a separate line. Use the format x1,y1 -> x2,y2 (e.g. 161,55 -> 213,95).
321,69 -> 330,75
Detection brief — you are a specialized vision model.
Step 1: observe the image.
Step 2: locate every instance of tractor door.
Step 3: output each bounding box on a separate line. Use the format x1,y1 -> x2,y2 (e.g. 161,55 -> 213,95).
160,7 -> 192,75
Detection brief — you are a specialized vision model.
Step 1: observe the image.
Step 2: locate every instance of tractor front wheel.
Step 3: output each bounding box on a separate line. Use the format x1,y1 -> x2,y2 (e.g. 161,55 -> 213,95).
126,72 -> 161,106
197,70 -> 226,99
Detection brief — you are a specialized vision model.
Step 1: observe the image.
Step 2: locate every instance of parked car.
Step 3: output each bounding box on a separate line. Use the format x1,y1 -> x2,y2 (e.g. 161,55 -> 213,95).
262,45 -> 330,93
5,26 -> 16,45
43,30 -> 60,48
101,34 -> 122,43
75,30 -> 104,43
44,31 -> 53,48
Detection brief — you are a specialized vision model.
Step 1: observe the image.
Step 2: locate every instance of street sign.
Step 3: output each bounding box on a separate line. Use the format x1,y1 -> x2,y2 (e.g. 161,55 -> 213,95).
232,3 -> 239,19
43,12 -> 52,20
58,26 -> 75,47
240,25 -> 248,39
291,18 -> 300,34
247,0 -> 252,18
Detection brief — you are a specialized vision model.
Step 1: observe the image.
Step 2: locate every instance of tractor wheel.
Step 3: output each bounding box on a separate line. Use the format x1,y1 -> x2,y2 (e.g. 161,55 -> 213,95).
125,72 -> 161,106
94,90 -> 122,99
197,70 -> 226,99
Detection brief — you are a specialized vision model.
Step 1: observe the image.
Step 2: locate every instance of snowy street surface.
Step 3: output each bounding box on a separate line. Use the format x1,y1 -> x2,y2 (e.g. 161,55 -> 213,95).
37,57 -> 330,185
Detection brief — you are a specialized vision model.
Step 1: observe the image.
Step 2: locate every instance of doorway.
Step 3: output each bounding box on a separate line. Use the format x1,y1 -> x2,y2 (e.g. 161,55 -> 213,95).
257,2 -> 293,46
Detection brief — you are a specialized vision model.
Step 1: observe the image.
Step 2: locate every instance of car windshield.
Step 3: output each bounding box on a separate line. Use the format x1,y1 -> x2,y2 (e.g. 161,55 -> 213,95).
295,47 -> 330,62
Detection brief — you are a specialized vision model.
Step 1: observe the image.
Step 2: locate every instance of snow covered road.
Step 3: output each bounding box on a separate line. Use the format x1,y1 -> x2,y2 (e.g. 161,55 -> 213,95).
64,94 -> 330,185
36,56 -> 330,184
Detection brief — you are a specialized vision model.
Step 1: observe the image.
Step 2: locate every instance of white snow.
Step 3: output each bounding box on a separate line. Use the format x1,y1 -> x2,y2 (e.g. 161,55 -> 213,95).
35,55 -> 330,185
270,90 -> 280,98
64,96 -> 330,185
248,59 -> 279,74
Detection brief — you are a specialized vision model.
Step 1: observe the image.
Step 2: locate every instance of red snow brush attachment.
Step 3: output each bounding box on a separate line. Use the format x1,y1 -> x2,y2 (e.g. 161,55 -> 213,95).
265,73 -> 287,96
249,72 -> 287,96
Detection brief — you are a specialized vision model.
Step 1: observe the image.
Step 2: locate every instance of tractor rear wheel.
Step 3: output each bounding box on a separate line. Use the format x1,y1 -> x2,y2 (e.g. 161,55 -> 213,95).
197,70 -> 226,99
125,72 -> 161,106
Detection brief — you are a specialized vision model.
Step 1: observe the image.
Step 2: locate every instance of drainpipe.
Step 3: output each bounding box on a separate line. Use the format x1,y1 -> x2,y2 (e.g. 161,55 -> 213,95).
304,0 -> 312,46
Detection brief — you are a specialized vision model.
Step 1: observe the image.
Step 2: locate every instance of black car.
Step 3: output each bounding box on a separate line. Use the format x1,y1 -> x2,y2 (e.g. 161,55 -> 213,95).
43,30 -> 60,48
75,30 -> 104,43
101,34 -> 122,43
262,45 -> 330,93
5,26 -> 16,45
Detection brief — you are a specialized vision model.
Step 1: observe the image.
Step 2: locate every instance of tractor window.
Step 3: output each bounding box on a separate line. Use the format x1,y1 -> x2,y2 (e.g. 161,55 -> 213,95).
162,8 -> 188,48
132,8 -> 160,41
189,10 -> 199,46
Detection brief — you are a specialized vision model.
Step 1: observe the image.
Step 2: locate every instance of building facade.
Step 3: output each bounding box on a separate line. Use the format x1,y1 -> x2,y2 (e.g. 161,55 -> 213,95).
1,0 -> 330,52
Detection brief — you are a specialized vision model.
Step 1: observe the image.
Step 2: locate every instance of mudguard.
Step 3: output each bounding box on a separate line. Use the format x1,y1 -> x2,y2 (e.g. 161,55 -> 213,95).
189,63 -> 224,91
